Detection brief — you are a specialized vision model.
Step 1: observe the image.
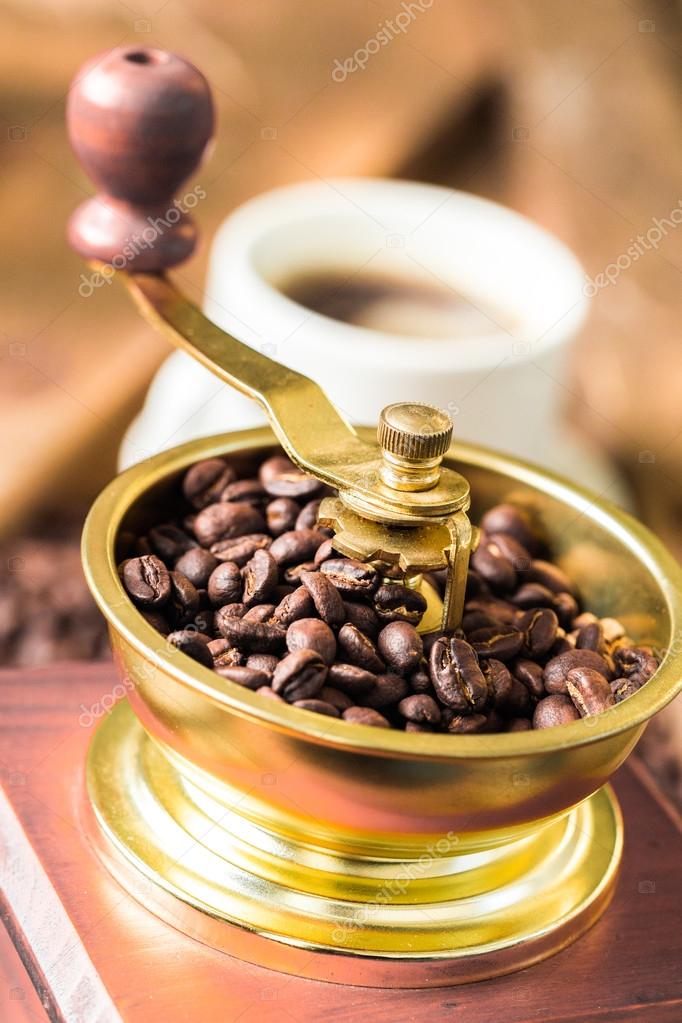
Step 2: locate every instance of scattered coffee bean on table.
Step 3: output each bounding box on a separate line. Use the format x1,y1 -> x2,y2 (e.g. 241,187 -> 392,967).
118,454 -> 661,733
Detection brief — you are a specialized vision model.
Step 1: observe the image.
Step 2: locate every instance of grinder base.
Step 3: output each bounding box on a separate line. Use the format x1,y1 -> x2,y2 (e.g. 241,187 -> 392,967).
85,701 -> 622,988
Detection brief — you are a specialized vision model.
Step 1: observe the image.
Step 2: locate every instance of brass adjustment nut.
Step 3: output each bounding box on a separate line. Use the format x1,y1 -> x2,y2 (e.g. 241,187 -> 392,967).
378,402 -> 453,492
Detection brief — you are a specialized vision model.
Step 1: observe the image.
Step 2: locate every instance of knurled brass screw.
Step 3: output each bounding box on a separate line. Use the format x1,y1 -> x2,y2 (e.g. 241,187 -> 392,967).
378,402 -> 453,492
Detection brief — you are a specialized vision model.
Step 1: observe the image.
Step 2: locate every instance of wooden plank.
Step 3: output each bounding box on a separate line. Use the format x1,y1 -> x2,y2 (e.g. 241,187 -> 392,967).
0,662 -> 679,1022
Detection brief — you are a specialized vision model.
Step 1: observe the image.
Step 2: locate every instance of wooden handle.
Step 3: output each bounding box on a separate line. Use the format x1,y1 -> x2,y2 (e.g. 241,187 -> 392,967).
67,46 -> 214,271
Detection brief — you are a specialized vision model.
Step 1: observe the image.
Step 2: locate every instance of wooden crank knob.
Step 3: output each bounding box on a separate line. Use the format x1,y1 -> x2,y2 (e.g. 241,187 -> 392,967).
67,46 -> 214,271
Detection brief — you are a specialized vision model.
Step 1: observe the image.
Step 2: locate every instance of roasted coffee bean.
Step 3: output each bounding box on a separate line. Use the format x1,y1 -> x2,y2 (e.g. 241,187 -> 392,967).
374,583 -> 427,625
283,561 -> 317,584
216,611 -> 286,653
295,499 -> 323,531
123,555 -> 171,608
183,458 -> 237,510
483,709 -> 506,733
246,653 -> 279,677
405,721 -> 436,733
363,673 -> 409,709
300,571 -> 345,628
271,586 -> 315,627
611,677 -> 642,702
221,479 -> 266,505
343,601 -> 380,639
320,558 -> 379,598
167,571 -> 200,627
259,455 -> 321,499
166,629 -> 213,668
526,560 -> 576,596
194,502 -> 266,547
471,539 -> 516,592
243,604 -> 276,623
548,635 -> 573,658
140,609 -> 170,635
553,591 -> 580,629
148,523 -> 196,562
342,706 -> 390,728
398,694 -> 441,725
480,504 -> 539,553
266,498 -> 299,537
511,582 -> 556,610
287,618 -> 337,665
320,686 -> 354,711
543,649 -> 612,694
269,529 -> 327,566
293,698 -> 340,718
175,547 -> 218,589
483,658 -> 513,706
464,568 -> 490,600
193,591 -> 213,634
210,533 -> 271,567
256,685 -> 285,702
408,663 -> 433,694
314,539 -> 334,566
217,602 -> 247,620
512,658 -> 545,700
519,608 -> 558,658
207,561 -> 243,608
614,646 -> 659,686
506,717 -> 532,732
208,637 -> 234,657
215,664 -> 269,689
377,621 -> 423,676
465,597 -> 518,625
533,694 -> 580,728
576,622 -> 604,652
337,623 -> 385,673
328,663 -> 377,698
429,637 -> 488,712
242,549 -> 278,607
448,714 -> 488,734
468,625 -> 524,662
566,667 -> 616,717
505,677 -> 533,716
486,533 -> 531,572
272,649 -> 327,701
461,610 -> 501,633
212,643 -> 245,670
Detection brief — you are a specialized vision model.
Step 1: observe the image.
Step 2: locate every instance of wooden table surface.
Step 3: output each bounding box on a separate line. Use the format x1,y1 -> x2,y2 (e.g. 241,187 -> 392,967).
0,662 -> 680,1023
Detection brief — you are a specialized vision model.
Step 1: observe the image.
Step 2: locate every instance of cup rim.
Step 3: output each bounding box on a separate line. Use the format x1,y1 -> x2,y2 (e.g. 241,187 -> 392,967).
206,177 -> 589,375
83,426 -> 682,760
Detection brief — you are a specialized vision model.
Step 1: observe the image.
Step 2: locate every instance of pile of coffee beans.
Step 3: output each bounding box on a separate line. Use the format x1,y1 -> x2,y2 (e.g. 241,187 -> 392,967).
118,452 -> 660,733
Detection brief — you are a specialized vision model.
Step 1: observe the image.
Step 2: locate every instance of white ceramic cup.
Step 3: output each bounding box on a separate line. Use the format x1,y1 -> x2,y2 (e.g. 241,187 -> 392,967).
120,178 -> 617,496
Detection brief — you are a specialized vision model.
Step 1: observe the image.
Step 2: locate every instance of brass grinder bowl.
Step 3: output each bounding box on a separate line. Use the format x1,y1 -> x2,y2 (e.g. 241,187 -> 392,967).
82,426 -> 682,987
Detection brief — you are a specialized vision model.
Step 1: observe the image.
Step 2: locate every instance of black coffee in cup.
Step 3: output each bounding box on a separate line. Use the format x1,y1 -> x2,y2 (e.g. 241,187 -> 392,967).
279,270 -> 514,338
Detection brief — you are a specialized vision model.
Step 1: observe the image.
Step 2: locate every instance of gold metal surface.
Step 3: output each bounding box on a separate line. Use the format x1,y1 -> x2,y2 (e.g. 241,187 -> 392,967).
377,401 -> 453,491
86,701 -> 621,987
82,428 -> 682,986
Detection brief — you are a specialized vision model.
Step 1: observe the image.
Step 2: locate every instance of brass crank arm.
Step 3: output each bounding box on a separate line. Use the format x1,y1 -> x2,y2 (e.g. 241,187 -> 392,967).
123,271 -> 468,525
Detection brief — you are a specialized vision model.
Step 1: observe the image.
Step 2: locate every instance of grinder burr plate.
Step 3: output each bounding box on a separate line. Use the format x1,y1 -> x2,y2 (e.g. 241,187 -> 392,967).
68,46 -> 682,986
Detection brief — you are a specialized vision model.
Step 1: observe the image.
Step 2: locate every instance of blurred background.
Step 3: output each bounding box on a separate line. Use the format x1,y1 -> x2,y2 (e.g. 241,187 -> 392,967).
1,0 -> 682,805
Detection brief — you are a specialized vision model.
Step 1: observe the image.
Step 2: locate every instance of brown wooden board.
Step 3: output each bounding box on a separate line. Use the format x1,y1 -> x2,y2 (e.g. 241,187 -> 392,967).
0,662 -> 680,1022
